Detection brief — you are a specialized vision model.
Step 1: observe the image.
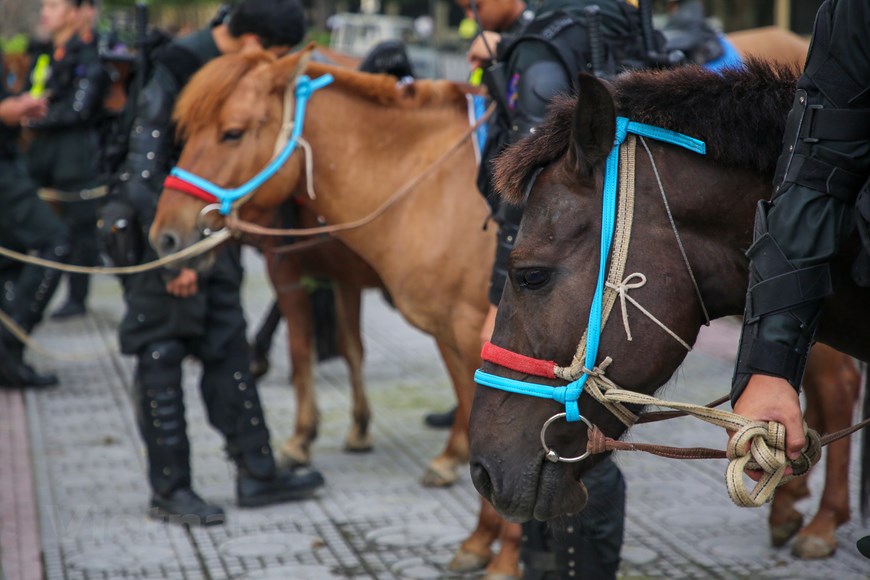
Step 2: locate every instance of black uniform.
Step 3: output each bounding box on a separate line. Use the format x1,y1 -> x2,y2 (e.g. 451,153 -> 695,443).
732,0 -> 870,402
478,1 -> 652,577
113,27 -> 321,513
0,47 -> 72,386
26,32 -> 108,315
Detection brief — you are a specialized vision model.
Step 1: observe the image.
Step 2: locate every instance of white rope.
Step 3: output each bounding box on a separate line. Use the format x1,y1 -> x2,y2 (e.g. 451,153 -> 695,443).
605,273 -> 692,351
0,228 -> 232,275
0,308 -> 117,361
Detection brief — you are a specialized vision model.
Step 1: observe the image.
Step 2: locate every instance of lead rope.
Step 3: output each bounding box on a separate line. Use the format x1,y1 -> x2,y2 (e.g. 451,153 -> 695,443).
581,381 -> 823,507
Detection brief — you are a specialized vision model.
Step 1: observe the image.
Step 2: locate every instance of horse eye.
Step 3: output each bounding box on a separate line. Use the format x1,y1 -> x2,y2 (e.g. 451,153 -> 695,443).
221,129 -> 244,142
516,268 -> 551,290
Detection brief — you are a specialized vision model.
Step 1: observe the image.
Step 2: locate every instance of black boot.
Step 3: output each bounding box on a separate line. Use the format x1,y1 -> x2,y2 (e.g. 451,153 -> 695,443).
0,334 -> 58,388
136,340 -> 224,526
235,448 -> 325,508
197,334 -> 326,507
424,406 -> 457,429
149,487 -> 225,527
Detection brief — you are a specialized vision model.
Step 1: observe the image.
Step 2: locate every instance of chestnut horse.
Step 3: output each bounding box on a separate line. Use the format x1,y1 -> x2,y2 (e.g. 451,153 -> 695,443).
148,51 -> 519,576
472,61 -> 869,559
727,26 -> 809,67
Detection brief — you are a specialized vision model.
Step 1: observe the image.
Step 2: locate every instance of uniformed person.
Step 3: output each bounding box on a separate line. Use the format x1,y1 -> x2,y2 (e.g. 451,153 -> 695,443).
25,0 -> 108,320
110,0 -> 324,526
0,46 -> 72,388
469,1 -> 655,577
731,0 -> 870,461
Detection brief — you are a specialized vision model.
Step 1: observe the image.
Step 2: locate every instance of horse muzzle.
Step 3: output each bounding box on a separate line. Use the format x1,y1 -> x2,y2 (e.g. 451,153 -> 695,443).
470,451 -> 589,522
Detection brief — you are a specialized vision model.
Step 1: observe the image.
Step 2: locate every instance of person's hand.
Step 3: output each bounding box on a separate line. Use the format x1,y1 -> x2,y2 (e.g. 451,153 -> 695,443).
166,268 -> 198,297
479,304 -> 498,349
730,374 -> 805,480
467,32 -> 501,69
0,95 -> 48,126
18,95 -> 48,120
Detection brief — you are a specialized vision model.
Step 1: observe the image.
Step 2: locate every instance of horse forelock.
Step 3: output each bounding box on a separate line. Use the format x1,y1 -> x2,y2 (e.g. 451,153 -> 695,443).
494,59 -> 799,205
174,51 -> 275,140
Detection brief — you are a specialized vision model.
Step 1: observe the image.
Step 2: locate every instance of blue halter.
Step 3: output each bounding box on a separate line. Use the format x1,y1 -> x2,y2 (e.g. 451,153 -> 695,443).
168,74 -> 334,215
474,117 -> 706,422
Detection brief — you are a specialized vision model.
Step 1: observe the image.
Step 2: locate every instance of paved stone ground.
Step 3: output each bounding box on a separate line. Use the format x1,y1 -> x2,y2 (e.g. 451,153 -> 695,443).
2,248 -> 869,579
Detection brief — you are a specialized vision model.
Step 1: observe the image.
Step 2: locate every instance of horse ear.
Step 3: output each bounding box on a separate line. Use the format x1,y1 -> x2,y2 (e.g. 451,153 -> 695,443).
273,42 -> 316,90
568,73 -> 616,175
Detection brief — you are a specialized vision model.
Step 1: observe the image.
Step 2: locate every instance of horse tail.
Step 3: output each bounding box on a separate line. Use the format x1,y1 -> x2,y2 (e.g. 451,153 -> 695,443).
861,361 -> 870,520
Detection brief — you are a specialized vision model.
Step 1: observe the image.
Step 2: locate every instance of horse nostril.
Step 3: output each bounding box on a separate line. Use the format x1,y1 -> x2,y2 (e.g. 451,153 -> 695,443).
159,231 -> 181,255
470,460 -> 494,499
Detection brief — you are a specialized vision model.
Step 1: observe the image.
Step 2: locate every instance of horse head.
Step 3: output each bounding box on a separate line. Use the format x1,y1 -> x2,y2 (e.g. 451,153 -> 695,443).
469,64 -> 798,522
150,46 -> 318,268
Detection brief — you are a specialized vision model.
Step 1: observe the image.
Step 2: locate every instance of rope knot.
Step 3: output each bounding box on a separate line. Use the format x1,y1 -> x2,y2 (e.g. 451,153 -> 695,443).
725,420 -> 822,507
582,356 -> 613,378
605,273 -> 647,342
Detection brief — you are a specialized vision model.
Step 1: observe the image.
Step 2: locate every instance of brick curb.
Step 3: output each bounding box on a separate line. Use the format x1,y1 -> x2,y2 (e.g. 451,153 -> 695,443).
0,390 -> 43,580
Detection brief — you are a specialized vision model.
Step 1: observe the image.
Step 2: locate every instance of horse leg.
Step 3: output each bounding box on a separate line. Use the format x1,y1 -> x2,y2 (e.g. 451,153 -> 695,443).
484,521 -> 522,580
792,347 -> 859,559
268,258 -> 319,466
334,282 -> 372,453
449,498 -> 500,573
421,338 -> 474,487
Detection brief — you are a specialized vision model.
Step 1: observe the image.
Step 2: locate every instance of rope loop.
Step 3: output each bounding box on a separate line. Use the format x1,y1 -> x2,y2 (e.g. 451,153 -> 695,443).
724,420 -> 822,507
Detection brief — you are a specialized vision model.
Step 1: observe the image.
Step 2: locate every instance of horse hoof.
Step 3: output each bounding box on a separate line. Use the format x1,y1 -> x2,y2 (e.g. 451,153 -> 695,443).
250,353 -> 270,379
770,512 -> 803,547
343,435 -> 373,454
279,442 -> 311,469
792,535 -> 836,559
447,548 -> 489,572
278,454 -> 310,470
420,465 -> 458,487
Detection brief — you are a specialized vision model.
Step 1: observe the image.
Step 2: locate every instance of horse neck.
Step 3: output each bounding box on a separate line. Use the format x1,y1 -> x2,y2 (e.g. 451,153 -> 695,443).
652,147 -> 771,321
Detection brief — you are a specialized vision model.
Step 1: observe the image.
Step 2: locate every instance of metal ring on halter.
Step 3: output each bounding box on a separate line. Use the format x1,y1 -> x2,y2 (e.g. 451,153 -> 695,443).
197,203 -> 223,237
540,412 -> 594,463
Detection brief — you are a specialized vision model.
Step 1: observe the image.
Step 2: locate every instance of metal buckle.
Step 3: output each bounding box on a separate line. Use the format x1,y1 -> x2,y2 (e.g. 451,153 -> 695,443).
540,412 -> 594,463
197,203 -> 223,237
801,104 -> 823,144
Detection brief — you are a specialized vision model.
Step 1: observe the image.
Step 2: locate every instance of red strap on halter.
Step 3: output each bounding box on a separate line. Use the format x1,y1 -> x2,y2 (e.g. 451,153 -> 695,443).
480,342 -> 556,379
164,175 -> 219,204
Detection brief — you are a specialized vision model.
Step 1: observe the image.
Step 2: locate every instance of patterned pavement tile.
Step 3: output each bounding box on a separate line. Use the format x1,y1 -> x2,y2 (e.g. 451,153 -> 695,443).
2,249 -> 867,578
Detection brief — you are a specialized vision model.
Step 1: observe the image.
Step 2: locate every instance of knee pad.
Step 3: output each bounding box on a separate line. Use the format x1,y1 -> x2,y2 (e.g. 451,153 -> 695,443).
137,339 -> 186,387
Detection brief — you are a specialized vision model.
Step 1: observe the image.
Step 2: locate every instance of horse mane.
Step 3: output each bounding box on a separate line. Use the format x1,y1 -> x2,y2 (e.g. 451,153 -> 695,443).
495,59 -> 800,203
174,51 -> 276,140
303,61 -> 471,109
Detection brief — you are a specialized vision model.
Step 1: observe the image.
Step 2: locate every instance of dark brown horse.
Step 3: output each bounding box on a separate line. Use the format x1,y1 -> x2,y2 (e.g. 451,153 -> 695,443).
471,61 -> 869,557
